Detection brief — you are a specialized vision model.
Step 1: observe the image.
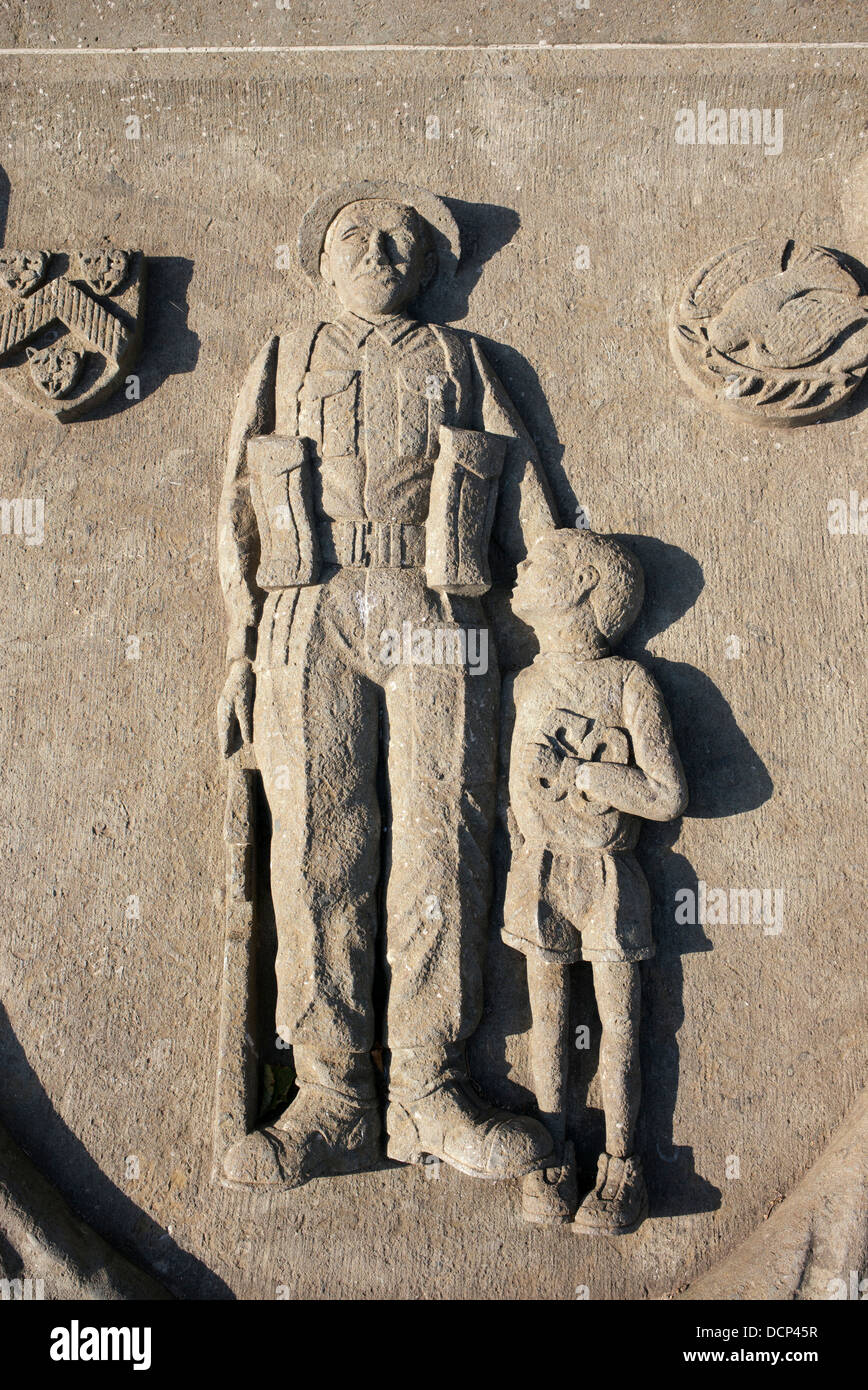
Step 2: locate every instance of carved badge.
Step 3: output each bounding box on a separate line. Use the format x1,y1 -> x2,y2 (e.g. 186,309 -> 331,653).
0,246 -> 145,421
669,239 -> 868,425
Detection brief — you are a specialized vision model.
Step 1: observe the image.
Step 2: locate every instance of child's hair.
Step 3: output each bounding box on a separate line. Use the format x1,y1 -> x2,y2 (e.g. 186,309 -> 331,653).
526,528 -> 645,645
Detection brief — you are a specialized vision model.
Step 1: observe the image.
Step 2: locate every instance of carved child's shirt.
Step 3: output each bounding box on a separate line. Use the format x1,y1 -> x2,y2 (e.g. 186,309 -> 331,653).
502,652 -> 684,964
507,652 -> 681,854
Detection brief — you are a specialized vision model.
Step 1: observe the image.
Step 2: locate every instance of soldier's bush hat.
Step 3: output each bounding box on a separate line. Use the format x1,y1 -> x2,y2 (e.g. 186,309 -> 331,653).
298,181 -> 461,285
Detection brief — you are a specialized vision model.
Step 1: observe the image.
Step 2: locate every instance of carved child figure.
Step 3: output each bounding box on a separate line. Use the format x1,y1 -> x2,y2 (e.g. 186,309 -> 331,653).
502,528 -> 688,1233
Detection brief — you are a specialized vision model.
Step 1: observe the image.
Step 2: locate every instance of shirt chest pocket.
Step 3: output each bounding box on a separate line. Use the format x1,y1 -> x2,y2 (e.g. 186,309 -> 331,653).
398,365 -> 458,458
297,370 -> 358,457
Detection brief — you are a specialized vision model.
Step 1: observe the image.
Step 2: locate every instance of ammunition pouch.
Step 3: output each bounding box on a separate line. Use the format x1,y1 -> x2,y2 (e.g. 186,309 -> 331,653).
247,434 -> 321,589
425,425 -> 507,596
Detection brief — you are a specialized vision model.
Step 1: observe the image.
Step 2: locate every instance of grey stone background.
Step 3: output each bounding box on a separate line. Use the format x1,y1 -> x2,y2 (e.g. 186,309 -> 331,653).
0,17 -> 865,1299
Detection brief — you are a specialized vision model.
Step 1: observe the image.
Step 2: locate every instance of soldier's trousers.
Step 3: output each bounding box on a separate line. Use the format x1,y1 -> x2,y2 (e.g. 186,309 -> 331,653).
253,566 -> 499,1079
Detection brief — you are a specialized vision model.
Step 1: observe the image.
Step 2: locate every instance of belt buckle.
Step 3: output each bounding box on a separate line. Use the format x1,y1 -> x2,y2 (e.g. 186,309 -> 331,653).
356,519 -> 371,567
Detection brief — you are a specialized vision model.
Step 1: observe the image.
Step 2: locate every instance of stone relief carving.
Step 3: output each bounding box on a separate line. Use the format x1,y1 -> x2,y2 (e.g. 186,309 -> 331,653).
669,238 -> 868,425
0,244 -> 145,420
502,529 -> 687,1231
204,185 -> 740,1237
216,181 -> 558,1191
0,23 -> 862,1314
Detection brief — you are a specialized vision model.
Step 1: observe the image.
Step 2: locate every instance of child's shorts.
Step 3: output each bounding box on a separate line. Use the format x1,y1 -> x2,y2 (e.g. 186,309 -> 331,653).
502,845 -> 653,965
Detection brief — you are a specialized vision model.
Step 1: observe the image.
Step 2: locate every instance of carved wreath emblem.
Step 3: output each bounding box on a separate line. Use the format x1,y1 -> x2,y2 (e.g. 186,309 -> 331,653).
0,247 -> 145,421
669,239 -> 868,425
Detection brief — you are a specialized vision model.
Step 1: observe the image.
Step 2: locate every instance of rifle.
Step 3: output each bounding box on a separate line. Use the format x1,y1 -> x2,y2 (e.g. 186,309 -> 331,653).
213,745 -> 259,1178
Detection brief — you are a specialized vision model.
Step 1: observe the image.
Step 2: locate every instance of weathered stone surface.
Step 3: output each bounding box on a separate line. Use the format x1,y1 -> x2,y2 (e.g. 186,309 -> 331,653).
0,1 -> 862,50
0,246 -> 145,421
0,38 -> 864,1299
0,1121 -> 170,1299
679,1089 -> 868,1300
504,529 -> 687,1232
217,181 -> 557,1194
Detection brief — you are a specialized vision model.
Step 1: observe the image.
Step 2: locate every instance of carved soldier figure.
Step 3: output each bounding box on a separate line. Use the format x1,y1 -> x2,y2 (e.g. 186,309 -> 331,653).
217,182 -> 558,1187
503,528 -> 688,1232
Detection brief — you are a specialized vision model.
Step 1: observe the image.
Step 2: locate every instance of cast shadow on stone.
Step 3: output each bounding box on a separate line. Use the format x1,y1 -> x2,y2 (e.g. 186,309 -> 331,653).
420,198 -> 572,513
420,197 -> 519,327
478,332 -> 572,518
622,535 -> 774,822
251,785 -> 286,1112
475,538 -> 772,1218
88,256 -> 200,422
605,536 -> 769,1215
0,1003 -> 234,1299
0,165 -> 9,248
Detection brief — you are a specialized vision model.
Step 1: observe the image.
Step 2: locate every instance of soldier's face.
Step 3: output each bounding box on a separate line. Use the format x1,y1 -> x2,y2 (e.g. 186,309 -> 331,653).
321,200 -> 432,317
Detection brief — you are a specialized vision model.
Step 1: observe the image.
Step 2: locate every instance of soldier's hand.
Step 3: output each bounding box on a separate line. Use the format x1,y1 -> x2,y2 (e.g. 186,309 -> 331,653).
217,658 -> 255,758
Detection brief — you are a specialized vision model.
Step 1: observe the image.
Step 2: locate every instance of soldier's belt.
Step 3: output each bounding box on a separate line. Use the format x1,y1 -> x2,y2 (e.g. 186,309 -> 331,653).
317,519 -> 426,570
247,424 -> 505,592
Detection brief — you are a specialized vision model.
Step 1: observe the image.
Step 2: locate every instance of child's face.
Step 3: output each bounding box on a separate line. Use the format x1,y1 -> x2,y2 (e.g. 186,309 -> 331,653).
512,549 -> 573,628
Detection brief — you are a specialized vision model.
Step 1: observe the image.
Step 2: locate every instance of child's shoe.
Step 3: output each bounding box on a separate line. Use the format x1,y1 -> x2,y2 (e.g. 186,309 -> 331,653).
572,1152 -> 648,1235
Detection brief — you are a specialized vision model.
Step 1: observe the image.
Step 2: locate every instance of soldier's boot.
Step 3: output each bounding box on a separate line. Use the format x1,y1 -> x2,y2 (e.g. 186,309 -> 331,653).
572,1152 -> 648,1235
385,1045 -> 554,1181
221,1047 -> 380,1189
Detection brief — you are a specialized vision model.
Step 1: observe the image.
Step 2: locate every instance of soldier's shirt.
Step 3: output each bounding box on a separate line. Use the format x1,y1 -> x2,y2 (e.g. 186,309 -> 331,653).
219,307 -> 558,647
294,309 -> 473,524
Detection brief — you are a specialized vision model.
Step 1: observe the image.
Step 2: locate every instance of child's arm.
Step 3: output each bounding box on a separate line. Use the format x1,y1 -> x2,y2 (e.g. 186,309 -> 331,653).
574,665 -> 688,822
